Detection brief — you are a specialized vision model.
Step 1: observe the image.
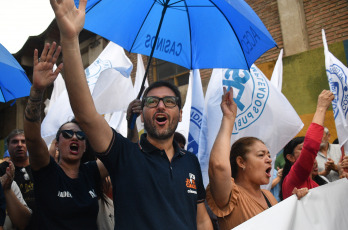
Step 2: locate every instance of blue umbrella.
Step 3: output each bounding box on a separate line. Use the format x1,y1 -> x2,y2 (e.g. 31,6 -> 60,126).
82,0 -> 277,126
0,43 -> 31,103
84,0 -> 276,69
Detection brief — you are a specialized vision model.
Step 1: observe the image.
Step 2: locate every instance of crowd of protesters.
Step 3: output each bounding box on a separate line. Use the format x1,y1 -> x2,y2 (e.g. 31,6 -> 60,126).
0,0 -> 347,229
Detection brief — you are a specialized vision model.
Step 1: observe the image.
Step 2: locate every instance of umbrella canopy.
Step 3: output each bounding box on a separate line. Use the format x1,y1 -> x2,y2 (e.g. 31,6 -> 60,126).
83,0 -> 277,70
0,43 -> 31,103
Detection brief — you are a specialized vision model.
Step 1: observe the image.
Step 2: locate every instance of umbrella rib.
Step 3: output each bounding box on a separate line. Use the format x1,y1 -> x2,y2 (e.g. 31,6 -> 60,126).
183,0 -> 193,69
129,1 -> 157,53
86,0 -> 102,13
207,0 -> 251,69
0,86 -> 5,102
155,0 -> 164,5
169,0 -> 184,6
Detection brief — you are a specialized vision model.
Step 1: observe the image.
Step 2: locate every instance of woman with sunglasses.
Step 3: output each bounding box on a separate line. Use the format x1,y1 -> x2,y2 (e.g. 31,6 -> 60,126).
23,42 -> 108,230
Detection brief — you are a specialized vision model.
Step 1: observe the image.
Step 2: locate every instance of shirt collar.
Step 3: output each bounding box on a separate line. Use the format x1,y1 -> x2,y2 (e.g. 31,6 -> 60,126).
139,133 -> 185,156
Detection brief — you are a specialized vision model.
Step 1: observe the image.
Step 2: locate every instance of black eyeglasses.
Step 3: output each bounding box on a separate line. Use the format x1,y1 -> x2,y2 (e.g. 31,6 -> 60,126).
60,130 -> 86,141
143,96 -> 179,108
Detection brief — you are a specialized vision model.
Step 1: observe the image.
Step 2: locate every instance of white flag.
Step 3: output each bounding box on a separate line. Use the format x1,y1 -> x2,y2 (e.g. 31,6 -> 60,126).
92,68 -> 134,115
133,54 -> 149,134
41,42 -> 133,145
44,66 -> 66,115
176,71 -> 193,146
187,69 -> 204,155
270,49 -> 283,91
198,66 -> 303,187
234,179 -> 348,230
322,29 -> 348,152
108,111 -> 128,138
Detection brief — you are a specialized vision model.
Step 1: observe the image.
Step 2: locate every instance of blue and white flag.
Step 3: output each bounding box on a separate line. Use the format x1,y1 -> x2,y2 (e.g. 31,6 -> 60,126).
199,65 -> 303,187
41,42 -> 133,145
322,29 -> 348,152
187,70 -> 204,155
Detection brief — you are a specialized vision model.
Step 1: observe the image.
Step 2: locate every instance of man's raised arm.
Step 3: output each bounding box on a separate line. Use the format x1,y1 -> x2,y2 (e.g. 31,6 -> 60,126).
50,0 -> 112,153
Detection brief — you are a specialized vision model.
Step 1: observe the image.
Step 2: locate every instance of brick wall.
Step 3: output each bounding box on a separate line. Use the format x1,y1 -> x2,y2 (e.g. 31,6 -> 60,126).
304,0 -> 348,49
245,0 -> 282,64
246,0 -> 348,62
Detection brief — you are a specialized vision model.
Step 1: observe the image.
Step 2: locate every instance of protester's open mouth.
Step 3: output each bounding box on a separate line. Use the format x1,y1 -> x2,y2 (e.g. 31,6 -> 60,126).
155,114 -> 168,125
70,143 -> 79,154
265,167 -> 272,177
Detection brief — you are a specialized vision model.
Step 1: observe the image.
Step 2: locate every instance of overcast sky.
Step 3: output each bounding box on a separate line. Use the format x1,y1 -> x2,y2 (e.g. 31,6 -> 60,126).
0,0 -> 54,53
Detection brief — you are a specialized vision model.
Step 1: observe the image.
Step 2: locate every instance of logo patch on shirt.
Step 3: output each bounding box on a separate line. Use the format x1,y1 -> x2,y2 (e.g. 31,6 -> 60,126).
186,173 -> 197,193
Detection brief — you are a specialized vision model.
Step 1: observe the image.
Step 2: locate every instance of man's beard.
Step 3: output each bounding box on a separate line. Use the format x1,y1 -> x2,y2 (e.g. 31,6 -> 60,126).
144,113 -> 179,140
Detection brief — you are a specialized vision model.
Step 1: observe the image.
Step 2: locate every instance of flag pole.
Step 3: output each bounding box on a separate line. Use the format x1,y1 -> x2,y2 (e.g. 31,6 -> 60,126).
129,0 -> 171,129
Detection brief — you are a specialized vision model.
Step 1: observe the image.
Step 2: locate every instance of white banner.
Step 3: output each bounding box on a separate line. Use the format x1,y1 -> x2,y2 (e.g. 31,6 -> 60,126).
322,29 -> 348,152
198,65 -> 303,187
41,42 -> 133,145
234,179 -> 348,230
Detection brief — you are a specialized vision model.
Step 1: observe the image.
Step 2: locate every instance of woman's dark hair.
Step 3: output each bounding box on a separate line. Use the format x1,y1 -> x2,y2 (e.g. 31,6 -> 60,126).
230,137 -> 264,179
174,132 -> 186,147
55,119 -> 80,142
279,136 -> 305,200
312,175 -> 328,186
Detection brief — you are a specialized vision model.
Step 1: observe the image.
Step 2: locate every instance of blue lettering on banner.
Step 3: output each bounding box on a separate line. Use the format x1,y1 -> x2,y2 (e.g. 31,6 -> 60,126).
187,107 -> 202,155
144,34 -> 182,56
241,26 -> 261,54
223,67 -> 269,134
85,58 -> 112,87
327,64 -> 348,119
187,133 -> 198,155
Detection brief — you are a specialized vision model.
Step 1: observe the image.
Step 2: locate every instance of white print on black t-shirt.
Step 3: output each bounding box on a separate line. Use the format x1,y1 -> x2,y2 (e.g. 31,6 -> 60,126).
57,189 -> 96,198
89,189 -> 97,198
57,191 -> 72,198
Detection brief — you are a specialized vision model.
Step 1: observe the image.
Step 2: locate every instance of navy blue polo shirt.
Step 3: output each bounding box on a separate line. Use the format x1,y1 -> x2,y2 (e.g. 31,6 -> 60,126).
98,128 -> 205,230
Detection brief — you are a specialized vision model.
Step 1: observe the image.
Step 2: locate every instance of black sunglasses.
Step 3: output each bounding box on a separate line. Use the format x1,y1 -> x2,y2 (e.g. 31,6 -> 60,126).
60,130 -> 86,141
143,96 -> 179,108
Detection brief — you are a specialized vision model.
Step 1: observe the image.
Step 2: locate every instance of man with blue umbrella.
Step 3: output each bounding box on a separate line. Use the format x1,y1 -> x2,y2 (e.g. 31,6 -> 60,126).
48,0 -> 213,229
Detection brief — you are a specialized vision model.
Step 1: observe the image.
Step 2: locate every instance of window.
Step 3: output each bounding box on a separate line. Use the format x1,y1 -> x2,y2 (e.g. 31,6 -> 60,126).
153,59 -> 189,86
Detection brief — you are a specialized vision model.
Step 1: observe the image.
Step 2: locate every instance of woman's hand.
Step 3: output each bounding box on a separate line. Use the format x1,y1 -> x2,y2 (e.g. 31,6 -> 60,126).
221,87 -> 237,121
292,187 -> 309,200
32,42 -> 63,91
